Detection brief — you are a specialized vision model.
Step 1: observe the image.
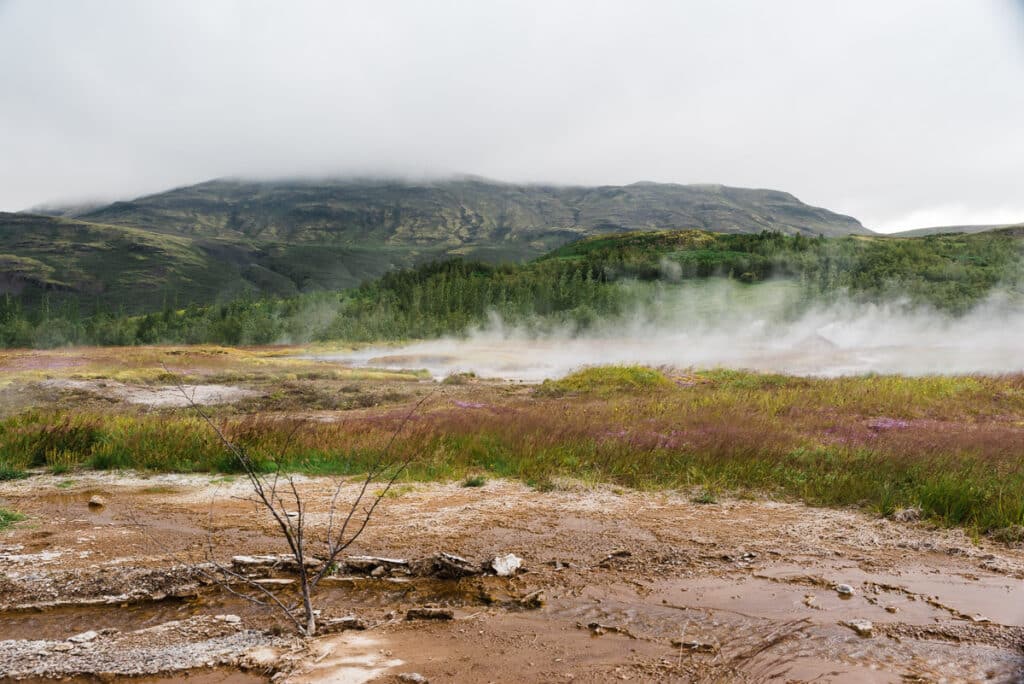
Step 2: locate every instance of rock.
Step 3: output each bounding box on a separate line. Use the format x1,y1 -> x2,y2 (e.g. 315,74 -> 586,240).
841,619 -> 874,637
490,553 -> 522,577
323,616 -> 367,632
370,565 -> 387,578
398,674 -> 429,684
432,552 -> 480,579
835,583 -> 855,597
671,638 -> 718,653
586,622 -> 637,639
344,555 -> 409,574
518,589 -> 546,609
51,642 -> 73,652
406,607 -> 454,621
252,578 -> 295,586
892,507 -> 922,523
214,614 -> 241,624
885,605 -> 900,613
232,554 -> 281,568
87,495 -> 106,509
231,554 -> 318,573
598,549 -> 632,567
68,630 -> 99,643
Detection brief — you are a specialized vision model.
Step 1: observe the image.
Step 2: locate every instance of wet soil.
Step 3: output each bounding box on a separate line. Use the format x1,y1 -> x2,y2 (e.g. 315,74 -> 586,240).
2,474 -> 1024,682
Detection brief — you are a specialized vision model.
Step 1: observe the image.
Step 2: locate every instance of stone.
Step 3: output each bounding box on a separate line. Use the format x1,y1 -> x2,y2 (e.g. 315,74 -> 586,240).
432,552 -> 480,579
490,553 -> 522,577
323,616 -> 367,632
518,589 -> 546,609
671,638 -> 718,653
370,565 -> 387,577
398,674 -> 429,684
344,555 -> 409,574
892,507 -> 922,523
842,619 -> 874,637
87,495 -> 106,509
68,630 -> 99,643
252,578 -> 295,586
214,614 -> 241,624
835,583 -> 855,597
406,607 -> 454,621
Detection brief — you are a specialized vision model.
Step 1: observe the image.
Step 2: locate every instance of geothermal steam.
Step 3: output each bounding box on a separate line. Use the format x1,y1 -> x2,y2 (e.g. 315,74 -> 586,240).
318,281 -> 1024,380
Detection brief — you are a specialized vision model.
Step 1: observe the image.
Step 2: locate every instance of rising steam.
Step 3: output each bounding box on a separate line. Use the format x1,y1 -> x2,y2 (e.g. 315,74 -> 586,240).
322,280 -> 1024,380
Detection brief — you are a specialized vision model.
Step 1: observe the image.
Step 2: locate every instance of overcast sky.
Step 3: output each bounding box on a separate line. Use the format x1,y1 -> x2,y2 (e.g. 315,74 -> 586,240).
1,1 -> 1022,232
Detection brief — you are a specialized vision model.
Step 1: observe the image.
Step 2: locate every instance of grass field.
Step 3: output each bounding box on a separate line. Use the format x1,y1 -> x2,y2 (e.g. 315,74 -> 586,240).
2,349 -> 1023,538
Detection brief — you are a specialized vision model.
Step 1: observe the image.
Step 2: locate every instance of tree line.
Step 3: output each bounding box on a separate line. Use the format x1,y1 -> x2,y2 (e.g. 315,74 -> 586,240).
2,230 -> 1020,348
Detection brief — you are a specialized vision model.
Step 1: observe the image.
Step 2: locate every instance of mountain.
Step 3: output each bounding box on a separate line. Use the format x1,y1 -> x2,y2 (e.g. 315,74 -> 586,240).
79,177 -> 869,243
5,177 -> 871,313
889,223 -> 1019,237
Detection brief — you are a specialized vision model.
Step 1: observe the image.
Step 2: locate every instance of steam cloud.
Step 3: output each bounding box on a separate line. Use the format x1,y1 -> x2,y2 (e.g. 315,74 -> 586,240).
323,281 -> 1024,380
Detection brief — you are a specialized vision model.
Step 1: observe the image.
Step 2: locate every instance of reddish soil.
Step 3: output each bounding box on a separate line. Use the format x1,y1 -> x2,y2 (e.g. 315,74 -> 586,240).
2,473 -> 1023,682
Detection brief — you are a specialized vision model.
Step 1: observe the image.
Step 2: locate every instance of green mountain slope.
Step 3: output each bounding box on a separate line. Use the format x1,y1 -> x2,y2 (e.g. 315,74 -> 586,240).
0,213 -> 426,312
888,223 -> 1019,237
7,177 -> 871,313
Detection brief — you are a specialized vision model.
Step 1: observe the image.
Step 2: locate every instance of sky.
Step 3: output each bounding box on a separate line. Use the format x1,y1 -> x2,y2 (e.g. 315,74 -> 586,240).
1,1 -> 1022,232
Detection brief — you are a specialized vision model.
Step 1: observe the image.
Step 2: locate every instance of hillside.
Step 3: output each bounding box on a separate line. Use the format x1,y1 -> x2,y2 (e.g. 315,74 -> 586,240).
0,212 -> 429,312
3,177 -> 872,313
4,227 -> 1021,348
889,223 -> 1019,237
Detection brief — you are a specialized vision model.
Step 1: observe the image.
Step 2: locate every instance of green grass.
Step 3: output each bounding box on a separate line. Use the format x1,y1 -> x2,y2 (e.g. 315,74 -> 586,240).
3,367 -> 1024,536
0,508 -> 25,530
462,474 -> 488,487
691,488 -> 718,505
536,365 -> 673,397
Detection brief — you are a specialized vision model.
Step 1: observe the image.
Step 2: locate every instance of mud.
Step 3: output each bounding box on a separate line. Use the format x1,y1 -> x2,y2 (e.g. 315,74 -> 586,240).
38,380 -> 260,407
2,473 -> 1024,682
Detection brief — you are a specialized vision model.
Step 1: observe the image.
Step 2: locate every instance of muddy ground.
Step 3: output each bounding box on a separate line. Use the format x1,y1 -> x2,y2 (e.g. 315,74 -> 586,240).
2,472 -> 1024,683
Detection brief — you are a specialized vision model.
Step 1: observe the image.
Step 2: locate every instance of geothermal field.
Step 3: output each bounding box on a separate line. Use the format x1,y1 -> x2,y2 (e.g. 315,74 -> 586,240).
4,3 -> 1024,681
2,344 -> 1024,682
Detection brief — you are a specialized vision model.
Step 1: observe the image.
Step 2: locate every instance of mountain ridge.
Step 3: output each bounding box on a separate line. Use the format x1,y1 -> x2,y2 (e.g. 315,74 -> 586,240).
75,176 -> 872,242
3,176 -> 876,313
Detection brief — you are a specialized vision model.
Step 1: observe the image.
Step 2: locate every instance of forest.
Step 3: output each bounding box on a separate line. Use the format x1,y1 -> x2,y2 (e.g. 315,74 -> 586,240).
2,228 -> 1021,348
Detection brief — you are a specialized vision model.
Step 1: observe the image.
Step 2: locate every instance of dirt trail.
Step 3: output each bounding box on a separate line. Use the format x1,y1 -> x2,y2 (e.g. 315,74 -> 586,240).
2,473 -> 1023,682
